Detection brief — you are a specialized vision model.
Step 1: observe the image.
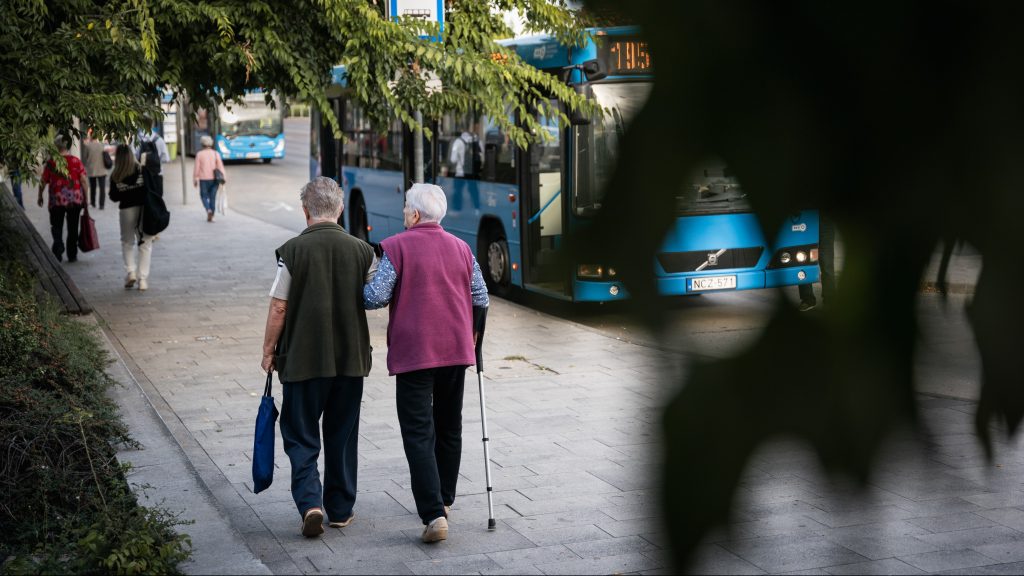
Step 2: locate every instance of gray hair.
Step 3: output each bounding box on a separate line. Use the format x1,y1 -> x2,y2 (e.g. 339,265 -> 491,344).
200,135 -> 214,148
300,176 -> 344,219
54,135 -> 69,152
405,183 -> 447,223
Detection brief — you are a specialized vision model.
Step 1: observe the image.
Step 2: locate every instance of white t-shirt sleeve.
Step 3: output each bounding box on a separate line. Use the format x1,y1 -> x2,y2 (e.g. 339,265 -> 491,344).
366,254 -> 379,283
269,258 -> 291,300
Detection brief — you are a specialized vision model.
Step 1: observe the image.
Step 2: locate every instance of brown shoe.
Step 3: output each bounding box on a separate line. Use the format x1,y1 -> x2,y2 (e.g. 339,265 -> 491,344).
302,508 -> 324,538
421,516 -> 448,543
207,210 -> 213,222
329,513 -> 355,528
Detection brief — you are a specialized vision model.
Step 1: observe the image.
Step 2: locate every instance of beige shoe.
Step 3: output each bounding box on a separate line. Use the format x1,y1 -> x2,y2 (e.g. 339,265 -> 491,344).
421,516 -> 448,543
329,513 -> 355,528
124,272 -> 137,289
138,279 -> 148,291
302,508 -> 324,538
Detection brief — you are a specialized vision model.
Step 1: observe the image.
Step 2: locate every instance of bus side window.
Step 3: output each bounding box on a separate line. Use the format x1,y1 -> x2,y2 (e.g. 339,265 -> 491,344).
375,118 -> 403,171
441,112 -> 485,180
482,113 -> 515,184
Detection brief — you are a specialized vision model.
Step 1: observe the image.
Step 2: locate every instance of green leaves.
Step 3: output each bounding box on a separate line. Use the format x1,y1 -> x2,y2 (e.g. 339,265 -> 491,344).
0,0 -> 592,176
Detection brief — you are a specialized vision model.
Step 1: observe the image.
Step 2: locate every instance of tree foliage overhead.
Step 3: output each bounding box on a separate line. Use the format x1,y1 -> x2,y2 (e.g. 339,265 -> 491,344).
0,0 -> 593,176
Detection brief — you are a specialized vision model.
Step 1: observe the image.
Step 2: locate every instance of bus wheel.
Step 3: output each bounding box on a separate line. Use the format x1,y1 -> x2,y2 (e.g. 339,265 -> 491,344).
480,225 -> 510,297
262,158 -> 272,164
349,194 -> 369,242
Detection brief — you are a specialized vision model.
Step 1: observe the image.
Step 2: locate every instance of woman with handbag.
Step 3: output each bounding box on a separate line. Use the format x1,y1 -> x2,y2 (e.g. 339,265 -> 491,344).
193,135 -> 226,222
36,136 -> 88,262
109,144 -> 156,291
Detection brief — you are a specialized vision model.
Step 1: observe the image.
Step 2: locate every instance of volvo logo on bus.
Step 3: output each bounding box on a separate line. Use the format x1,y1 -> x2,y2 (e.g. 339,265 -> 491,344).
695,248 -> 728,271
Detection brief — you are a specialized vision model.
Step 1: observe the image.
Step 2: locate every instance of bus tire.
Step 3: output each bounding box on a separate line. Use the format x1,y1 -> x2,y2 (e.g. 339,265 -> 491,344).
262,158 -> 272,164
349,193 -> 369,242
479,224 -> 511,297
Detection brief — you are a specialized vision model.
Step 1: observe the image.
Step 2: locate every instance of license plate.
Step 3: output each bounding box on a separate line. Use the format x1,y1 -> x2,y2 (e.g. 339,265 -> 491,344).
245,152 -> 261,159
689,275 -> 737,292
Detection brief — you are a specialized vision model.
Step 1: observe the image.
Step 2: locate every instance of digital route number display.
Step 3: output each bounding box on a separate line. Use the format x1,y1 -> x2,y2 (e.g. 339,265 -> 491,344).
603,38 -> 653,76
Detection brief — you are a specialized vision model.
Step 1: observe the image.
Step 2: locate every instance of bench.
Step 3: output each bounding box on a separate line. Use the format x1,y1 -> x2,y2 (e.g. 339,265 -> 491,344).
1,182 -> 92,315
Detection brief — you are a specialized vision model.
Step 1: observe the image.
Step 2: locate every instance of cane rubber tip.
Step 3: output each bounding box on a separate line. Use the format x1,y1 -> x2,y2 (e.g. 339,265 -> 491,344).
488,519 -> 497,530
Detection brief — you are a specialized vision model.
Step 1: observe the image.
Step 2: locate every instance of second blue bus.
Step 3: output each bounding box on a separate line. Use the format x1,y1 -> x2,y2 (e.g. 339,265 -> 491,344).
310,27 -> 819,302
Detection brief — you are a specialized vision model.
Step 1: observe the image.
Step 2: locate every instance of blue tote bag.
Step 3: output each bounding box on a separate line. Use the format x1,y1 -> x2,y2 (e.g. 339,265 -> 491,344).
252,371 -> 279,494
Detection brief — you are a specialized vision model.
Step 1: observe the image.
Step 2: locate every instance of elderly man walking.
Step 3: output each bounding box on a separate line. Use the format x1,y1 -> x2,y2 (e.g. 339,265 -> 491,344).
364,183 -> 489,543
261,177 -> 376,538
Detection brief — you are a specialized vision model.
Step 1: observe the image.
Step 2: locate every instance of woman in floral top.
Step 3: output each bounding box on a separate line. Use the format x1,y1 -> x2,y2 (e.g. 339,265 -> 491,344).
37,135 -> 88,263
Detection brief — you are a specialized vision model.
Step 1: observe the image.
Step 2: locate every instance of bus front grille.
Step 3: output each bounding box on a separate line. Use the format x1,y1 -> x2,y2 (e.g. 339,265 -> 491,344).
657,247 -> 764,274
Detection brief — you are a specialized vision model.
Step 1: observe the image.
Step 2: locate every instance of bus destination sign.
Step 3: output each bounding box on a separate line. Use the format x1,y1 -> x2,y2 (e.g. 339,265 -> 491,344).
603,38 -> 652,76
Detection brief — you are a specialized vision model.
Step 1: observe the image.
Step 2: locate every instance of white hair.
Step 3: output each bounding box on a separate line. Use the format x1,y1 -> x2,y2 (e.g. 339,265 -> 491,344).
300,176 -> 344,219
405,183 -> 447,223
200,135 -> 214,148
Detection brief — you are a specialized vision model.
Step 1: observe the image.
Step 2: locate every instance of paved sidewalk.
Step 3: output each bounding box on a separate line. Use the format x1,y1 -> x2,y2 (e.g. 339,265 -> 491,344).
21,165 -> 1024,575
23,170 -> 673,575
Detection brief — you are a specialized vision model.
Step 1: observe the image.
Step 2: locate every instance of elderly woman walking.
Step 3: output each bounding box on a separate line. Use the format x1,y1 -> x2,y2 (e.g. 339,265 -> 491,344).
364,183 -> 489,543
192,135 -> 226,222
108,144 -> 157,290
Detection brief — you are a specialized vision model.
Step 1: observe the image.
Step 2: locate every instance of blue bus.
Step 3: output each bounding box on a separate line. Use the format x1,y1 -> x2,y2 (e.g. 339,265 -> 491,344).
184,90 -> 285,163
311,27 -> 819,301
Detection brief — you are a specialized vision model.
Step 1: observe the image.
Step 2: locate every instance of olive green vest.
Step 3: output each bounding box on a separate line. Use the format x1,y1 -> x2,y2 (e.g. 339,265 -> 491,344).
274,222 -> 374,382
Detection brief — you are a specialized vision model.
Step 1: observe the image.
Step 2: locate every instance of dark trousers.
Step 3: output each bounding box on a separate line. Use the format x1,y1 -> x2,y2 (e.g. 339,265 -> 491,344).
396,366 -> 466,524
800,216 -> 836,305
89,176 -> 106,209
280,375 -> 363,521
49,205 -> 82,261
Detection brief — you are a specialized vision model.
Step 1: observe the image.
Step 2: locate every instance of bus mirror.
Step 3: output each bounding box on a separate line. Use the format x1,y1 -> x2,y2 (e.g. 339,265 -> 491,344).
569,84 -> 593,126
582,59 -> 607,82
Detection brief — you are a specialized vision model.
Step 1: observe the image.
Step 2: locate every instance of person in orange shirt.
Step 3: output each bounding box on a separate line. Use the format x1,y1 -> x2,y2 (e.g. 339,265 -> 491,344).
192,135 -> 226,222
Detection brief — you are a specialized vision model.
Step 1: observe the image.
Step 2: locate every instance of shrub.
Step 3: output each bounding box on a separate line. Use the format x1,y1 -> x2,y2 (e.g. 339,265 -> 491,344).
0,206 -> 191,574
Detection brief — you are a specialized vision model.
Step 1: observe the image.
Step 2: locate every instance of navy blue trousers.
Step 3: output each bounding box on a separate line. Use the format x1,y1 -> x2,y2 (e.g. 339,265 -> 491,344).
280,375 -> 363,521
396,366 -> 466,524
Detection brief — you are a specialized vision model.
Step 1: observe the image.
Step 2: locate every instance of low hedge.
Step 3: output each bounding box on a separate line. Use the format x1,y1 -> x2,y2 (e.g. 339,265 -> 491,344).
0,205 -> 191,574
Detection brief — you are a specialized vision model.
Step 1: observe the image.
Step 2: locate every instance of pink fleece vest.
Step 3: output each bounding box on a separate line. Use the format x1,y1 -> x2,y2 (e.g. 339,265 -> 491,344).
380,223 -> 476,375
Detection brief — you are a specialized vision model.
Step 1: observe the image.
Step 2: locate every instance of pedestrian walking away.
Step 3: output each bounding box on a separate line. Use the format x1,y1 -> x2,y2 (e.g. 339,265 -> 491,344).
81,128 -> 108,210
109,144 -> 157,291
136,126 -> 171,164
37,135 -> 88,263
260,176 -> 376,538
364,183 -> 490,544
193,135 -> 226,222
798,214 -> 836,311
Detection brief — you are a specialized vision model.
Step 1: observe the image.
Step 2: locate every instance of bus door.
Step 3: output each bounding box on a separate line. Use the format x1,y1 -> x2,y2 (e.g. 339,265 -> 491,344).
520,104 -> 570,297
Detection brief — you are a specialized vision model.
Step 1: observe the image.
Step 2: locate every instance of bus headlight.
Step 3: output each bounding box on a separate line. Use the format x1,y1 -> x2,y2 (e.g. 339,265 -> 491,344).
768,244 -> 818,269
577,264 -> 604,279
217,140 -> 230,154
274,139 -> 285,153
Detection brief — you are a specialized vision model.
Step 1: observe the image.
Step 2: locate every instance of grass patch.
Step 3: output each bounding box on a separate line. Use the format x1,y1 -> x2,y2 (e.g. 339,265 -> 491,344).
0,205 -> 191,574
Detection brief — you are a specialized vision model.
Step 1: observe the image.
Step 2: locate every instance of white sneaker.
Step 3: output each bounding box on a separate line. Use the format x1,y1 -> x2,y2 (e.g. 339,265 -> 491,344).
421,516 -> 448,543
138,279 -> 148,291
124,272 -> 137,289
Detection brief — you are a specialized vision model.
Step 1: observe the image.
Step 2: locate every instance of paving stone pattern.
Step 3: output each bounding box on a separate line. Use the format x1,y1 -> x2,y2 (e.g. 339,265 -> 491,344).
23,169 -> 1024,574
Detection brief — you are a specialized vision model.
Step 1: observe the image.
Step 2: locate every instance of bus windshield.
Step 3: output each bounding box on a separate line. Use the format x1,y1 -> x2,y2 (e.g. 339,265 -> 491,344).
574,82 -> 651,217
220,101 -> 283,139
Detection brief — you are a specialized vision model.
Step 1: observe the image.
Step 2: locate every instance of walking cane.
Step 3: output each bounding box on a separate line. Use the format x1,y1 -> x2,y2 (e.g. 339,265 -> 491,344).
474,306 -> 496,530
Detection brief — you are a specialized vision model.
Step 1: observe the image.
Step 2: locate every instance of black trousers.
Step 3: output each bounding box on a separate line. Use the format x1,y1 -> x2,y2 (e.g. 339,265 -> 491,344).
49,205 -> 82,261
396,365 -> 466,524
280,375 -> 363,521
89,176 -> 106,208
